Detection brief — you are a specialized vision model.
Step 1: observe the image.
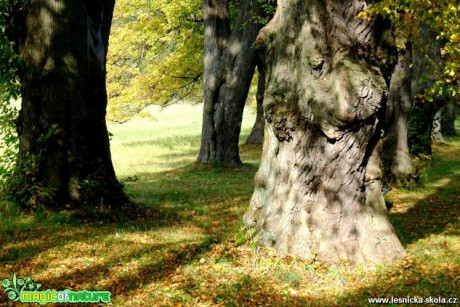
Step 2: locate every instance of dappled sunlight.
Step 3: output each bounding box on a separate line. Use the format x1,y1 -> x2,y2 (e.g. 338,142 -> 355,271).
1,221 -> 213,300
2,142 -> 459,305
229,41 -> 242,56
2,0 -> 459,304
390,176 -> 452,214
120,228 -> 206,245
1,225 -> 107,263
386,135 -> 460,248
430,177 -> 452,188
2,106 -> 458,305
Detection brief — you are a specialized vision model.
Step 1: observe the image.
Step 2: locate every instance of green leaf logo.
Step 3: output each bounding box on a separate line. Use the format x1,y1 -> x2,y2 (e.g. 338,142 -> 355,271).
1,274 -> 41,302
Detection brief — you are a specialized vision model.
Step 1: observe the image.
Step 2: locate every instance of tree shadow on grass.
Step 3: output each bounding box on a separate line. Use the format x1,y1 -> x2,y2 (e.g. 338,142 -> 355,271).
205,265 -> 458,306
0,160 -> 258,257
389,143 -> 460,246
121,162 -> 259,243
0,162 -> 259,304
4,140 -> 458,305
0,209 -> 128,264
0,238 -> 212,304
35,239 -> 212,295
336,264 -> 459,306
124,162 -> 257,209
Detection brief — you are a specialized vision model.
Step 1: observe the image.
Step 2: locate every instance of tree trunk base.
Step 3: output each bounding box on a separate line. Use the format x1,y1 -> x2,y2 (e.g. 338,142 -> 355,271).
244,125 -> 406,264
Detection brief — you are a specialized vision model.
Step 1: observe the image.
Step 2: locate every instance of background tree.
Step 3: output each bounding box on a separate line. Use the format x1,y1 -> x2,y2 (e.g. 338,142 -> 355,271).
431,109 -> 446,143
108,0 -> 273,154
244,0 -> 405,263
245,62 -> 266,145
441,97 -> 457,136
5,0 -> 125,209
365,0 -> 459,156
381,45 -> 414,182
407,26 -> 447,155
198,0 -> 266,165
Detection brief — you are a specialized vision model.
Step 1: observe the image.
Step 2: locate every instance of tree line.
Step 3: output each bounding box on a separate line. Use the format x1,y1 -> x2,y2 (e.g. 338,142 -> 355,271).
0,0 -> 458,264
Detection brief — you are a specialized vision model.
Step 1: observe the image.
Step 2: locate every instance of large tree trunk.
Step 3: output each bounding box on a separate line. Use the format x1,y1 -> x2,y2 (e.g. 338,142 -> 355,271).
381,46 -> 414,183
198,0 -> 262,165
245,63 -> 266,145
244,0 -> 405,263
10,0 -> 125,209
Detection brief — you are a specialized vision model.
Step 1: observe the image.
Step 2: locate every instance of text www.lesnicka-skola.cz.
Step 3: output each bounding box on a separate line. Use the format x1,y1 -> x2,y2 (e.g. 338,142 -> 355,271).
368,296 -> 458,304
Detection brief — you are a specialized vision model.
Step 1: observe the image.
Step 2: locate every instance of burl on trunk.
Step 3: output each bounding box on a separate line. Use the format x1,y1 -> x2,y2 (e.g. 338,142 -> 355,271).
244,0 -> 405,263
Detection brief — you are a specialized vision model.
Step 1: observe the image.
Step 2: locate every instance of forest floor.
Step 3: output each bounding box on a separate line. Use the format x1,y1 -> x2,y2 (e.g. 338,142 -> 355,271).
0,105 -> 459,306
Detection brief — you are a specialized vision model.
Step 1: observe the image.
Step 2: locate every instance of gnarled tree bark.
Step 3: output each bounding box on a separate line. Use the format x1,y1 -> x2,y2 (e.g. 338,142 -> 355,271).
244,0 -> 405,263
9,0 -> 125,208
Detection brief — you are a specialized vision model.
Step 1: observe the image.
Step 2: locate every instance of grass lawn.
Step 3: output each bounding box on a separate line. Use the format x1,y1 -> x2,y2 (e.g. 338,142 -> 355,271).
0,105 -> 459,306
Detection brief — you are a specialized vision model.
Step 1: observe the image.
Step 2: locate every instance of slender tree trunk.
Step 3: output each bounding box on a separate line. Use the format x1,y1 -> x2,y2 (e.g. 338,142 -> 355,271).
245,63 -> 266,145
198,0 -> 262,165
244,0 -> 405,263
408,25 -> 446,155
442,98 -> 457,136
10,0 -> 125,209
431,109 -> 446,143
381,46 -> 414,182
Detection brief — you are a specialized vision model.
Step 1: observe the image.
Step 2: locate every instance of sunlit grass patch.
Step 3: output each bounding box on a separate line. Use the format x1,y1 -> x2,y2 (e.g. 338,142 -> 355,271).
109,103 -> 257,176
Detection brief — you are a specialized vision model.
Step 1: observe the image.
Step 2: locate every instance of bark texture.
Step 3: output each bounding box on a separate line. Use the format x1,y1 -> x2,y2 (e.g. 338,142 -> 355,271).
381,47 -> 414,182
198,0 -> 262,165
245,63 -> 266,145
10,0 -> 125,208
244,0 -> 405,263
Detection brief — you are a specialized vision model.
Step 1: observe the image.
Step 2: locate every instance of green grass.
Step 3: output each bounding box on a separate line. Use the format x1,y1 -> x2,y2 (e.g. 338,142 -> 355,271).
0,105 -> 459,306
109,103 -> 259,176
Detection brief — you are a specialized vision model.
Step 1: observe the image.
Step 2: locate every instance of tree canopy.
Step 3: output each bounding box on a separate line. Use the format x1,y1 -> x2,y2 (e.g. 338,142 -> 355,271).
106,0 -> 203,122
362,0 -> 460,100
